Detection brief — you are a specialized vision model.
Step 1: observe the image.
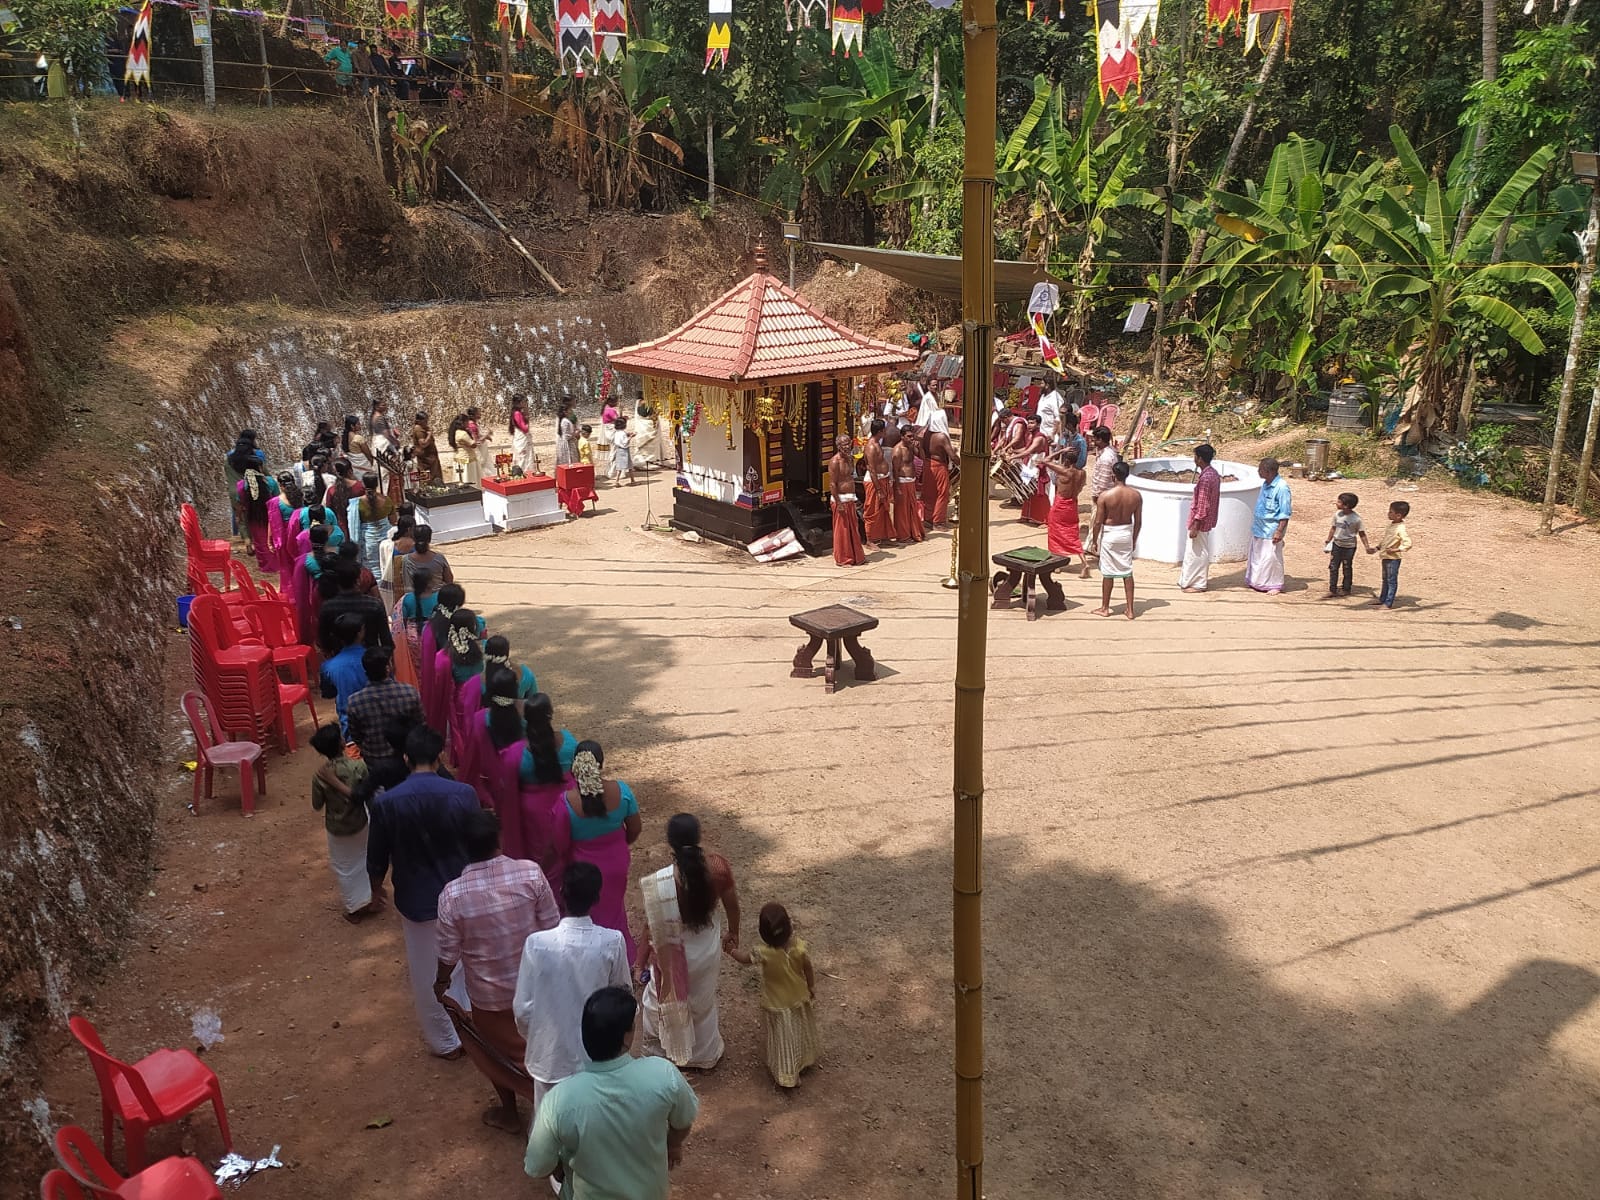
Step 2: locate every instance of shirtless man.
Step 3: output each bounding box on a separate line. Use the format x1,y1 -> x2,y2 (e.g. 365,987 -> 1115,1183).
891,428 -> 924,544
862,419 -> 895,546
1089,461 -> 1143,619
1040,450 -> 1090,577
921,424 -> 956,529
828,434 -> 866,567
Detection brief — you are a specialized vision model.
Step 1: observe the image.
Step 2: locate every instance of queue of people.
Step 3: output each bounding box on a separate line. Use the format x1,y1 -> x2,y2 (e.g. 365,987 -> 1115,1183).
218,417 -> 823,1197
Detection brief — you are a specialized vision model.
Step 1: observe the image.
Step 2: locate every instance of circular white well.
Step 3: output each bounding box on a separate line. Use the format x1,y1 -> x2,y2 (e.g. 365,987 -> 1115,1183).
1126,457 -> 1262,564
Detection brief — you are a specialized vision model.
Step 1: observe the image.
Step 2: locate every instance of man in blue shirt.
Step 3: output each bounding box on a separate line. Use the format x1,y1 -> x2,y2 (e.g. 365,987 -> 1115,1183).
318,612 -> 369,738
1246,456 -> 1293,594
367,725 -> 478,1056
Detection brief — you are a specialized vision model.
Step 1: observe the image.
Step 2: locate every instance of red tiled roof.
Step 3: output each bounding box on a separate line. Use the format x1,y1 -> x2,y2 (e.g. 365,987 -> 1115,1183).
607,271 -> 918,387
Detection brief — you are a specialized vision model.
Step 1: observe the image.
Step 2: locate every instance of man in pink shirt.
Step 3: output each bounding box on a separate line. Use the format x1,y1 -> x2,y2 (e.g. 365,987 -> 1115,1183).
1180,443 -> 1222,593
435,809 -> 560,1127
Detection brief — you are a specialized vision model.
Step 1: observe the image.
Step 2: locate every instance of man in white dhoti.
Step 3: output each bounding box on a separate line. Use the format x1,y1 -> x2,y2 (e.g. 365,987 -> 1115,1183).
1090,461 -> 1143,619
1179,443 -> 1222,592
1036,378 -> 1064,440
1246,457 -> 1293,594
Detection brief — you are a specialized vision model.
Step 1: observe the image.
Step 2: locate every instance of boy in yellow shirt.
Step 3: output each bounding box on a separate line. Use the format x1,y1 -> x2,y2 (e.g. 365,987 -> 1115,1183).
577,424 -> 593,466
1367,500 -> 1411,608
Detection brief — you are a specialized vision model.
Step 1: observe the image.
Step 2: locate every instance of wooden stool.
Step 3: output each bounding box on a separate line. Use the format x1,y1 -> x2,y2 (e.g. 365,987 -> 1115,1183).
991,547 -> 1072,621
789,604 -> 879,694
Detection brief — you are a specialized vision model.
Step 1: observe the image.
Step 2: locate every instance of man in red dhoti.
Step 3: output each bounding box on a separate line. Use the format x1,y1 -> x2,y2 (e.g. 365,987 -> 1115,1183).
828,434 -> 866,567
891,433 -> 924,544
921,425 -> 954,528
862,420 -> 895,545
1003,416 -> 1051,526
1042,453 -> 1090,575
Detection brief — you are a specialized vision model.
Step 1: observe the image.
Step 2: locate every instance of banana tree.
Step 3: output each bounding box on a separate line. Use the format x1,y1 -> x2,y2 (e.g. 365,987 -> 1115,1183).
1342,126 -> 1573,446
1180,136 -> 1380,401
997,81 -> 1150,357
774,34 -> 932,242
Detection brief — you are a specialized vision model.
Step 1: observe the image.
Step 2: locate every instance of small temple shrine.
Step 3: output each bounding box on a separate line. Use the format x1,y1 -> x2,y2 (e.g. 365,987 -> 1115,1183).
606,244 -> 917,549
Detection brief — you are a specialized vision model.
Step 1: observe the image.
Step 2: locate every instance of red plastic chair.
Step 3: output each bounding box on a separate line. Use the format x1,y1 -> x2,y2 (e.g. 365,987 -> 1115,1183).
181,503 -> 232,591
40,1169 -> 87,1200
244,601 -> 314,690
66,1018 -> 233,1174
181,691 -> 266,816
52,1125 -> 222,1200
227,561 -> 279,602
1078,402 -> 1100,433
187,597 -> 279,748
1098,402 -> 1122,433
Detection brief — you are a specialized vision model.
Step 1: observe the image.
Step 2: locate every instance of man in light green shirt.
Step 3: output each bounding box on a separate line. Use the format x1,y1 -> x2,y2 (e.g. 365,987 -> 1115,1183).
525,986 -> 698,1200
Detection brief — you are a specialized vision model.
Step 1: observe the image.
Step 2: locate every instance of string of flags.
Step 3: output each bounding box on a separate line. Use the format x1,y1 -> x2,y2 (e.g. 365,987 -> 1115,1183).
1095,0 -> 1292,100
831,0 -> 864,55
557,0 -> 595,73
1028,284 -> 1065,374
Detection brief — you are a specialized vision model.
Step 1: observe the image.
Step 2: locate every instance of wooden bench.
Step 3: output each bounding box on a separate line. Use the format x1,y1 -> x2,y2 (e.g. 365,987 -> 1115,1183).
789,604 -> 879,694
991,547 -> 1072,621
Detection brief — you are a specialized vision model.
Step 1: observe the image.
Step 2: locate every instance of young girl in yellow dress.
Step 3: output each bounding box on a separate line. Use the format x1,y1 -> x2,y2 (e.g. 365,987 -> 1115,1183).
726,902 -> 821,1088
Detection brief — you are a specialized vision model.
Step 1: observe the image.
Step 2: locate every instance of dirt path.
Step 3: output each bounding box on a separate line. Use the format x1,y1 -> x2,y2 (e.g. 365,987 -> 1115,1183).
38,466 -> 1600,1198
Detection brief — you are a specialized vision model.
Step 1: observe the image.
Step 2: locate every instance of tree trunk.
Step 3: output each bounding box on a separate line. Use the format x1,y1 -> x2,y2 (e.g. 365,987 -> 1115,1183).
1151,0 -> 1190,385
1451,0 -> 1498,251
706,107 -> 717,209
1575,365 -> 1600,512
257,17 -> 274,106
199,0 -> 217,108
1539,187 -> 1599,534
1174,21 -> 1284,291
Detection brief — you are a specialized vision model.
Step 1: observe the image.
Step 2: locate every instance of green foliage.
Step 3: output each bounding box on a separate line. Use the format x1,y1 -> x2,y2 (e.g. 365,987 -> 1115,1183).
1443,422 -> 1524,494
9,0 -> 119,86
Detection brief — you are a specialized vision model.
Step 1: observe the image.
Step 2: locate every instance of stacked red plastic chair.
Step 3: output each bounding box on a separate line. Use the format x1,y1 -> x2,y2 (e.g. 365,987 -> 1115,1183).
187,594 -> 279,749
180,502 -> 232,591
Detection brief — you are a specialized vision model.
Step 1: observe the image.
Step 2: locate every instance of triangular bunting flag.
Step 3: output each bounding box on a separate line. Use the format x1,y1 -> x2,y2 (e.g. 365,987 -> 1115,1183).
592,0 -> 625,59
1030,312 -> 1065,374
1244,0 -> 1290,53
830,0 -> 863,55
384,0 -> 412,21
1120,0 -> 1158,45
1206,0 -> 1240,28
1094,0 -> 1141,99
556,0 -> 595,73
125,0 -> 153,88
705,0 -> 731,70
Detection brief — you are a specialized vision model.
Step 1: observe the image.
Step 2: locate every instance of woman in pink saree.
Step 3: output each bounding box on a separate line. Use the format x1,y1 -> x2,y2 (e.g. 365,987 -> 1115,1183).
466,666 -> 526,814
443,607 -> 485,771
418,582 -> 464,736
637,812 -> 740,1071
288,524 -> 332,645
512,695 -> 578,887
233,461 -> 282,575
562,741 -> 638,961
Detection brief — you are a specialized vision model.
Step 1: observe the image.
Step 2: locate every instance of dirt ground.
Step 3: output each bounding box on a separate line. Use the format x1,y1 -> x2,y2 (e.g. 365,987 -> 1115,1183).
37,451 -> 1600,1199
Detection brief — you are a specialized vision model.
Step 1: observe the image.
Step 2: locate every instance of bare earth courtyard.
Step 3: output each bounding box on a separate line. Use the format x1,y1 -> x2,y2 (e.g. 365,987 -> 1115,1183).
41,468 -> 1600,1199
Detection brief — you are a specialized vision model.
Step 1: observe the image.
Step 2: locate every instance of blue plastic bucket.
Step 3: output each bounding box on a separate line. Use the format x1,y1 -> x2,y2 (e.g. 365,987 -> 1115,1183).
176,594 -> 195,628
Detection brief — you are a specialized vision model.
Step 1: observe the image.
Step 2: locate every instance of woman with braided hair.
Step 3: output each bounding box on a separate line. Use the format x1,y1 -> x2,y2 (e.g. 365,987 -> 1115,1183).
562,741 -> 640,959
443,607 -> 485,769
511,694 -> 578,882
464,665 -> 525,816
637,812 -> 741,1070
233,460 -> 282,574
460,634 -> 540,717
419,580 -> 464,735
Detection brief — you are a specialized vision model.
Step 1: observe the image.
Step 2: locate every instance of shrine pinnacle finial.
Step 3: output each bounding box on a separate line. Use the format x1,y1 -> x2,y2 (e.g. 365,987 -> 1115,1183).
753,239 -> 770,272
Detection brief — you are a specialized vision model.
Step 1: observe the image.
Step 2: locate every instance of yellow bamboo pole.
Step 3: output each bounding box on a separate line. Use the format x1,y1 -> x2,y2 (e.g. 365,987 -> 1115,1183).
955,0 -> 996,1190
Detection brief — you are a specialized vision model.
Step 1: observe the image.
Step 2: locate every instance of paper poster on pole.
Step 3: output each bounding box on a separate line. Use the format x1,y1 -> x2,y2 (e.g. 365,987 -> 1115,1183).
190,13 -> 212,44
306,16 -> 329,40
1027,282 -> 1060,316
1123,301 -> 1151,333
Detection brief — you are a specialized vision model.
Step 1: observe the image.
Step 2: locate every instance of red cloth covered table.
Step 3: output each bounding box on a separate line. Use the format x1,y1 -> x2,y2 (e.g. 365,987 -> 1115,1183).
556,464 -> 598,516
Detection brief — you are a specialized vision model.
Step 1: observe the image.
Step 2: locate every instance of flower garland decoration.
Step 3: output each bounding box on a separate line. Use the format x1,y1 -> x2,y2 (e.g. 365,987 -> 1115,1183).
598,364 -> 615,407
572,749 -> 604,798
447,624 -> 475,655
